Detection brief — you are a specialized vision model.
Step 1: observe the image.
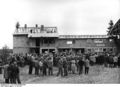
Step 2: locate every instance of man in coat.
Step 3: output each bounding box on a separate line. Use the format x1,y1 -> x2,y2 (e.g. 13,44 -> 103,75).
78,58 -> 84,75
3,64 -> 9,83
63,57 -> 68,76
14,62 -> 21,84
57,58 -> 63,76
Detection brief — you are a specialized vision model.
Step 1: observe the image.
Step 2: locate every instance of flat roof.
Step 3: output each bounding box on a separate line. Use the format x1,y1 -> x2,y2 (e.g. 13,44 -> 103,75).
59,35 -> 108,39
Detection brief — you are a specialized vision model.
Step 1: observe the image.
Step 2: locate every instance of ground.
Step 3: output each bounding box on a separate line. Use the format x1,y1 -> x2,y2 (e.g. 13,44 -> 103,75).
0,65 -> 120,84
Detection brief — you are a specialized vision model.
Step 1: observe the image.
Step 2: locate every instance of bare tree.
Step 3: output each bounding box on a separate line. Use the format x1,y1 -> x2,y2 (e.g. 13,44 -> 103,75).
1,45 -> 10,65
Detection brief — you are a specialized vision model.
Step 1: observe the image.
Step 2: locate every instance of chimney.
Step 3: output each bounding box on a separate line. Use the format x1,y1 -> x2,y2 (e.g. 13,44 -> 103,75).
41,25 -> 44,31
24,24 -> 27,28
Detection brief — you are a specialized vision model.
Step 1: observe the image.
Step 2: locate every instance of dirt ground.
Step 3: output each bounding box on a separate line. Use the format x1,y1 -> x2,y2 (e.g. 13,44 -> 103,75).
0,65 -> 120,84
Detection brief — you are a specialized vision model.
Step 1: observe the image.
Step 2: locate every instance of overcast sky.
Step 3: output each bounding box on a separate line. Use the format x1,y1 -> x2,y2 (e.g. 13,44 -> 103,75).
0,0 -> 119,49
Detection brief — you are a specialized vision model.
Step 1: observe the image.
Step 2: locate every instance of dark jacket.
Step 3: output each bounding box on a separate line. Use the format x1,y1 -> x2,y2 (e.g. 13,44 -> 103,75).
63,60 -> 68,68
78,60 -> 84,67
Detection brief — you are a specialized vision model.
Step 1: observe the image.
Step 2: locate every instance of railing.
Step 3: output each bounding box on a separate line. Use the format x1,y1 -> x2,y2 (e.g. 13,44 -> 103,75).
13,27 -> 59,37
14,27 -> 57,33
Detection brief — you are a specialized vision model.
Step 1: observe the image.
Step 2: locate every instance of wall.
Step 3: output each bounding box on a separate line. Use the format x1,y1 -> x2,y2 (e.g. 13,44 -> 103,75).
13,35 -> 29,54
57,38 -> 116,53
13,47 -> 29,54
58,39 -> 87,48
13,35 -> 116,54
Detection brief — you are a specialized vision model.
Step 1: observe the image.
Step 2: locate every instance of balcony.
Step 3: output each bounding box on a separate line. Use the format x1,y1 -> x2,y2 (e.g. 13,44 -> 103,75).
28,27 -> 58,38
13,25 -> 59,37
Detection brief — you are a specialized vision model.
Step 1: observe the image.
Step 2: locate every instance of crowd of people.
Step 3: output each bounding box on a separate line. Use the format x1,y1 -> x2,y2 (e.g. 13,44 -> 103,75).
1,50 -> 120,84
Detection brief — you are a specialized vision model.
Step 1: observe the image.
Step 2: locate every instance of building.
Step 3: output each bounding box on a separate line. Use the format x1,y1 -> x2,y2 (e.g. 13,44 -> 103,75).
13,24 -> 116,54
108,19 -> 120,52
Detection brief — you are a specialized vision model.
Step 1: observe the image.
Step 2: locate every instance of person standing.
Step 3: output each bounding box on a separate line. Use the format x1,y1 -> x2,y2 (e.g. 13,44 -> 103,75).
34,60 -> 39,75
28,55 -> 34,75
78,58 -> 84,75
75,55 -> 79,72
118,54 -> 120,67
39,60 -> 43,76
0,60 -> 2,74
42,59 -> 48,76
57,58 -> 63,76
8,62 -> 16,84
63,57 -> 68,76
71,59 -> 76,74
67,60 -> 72,73
113,55 -> 118,67
14,62 -> 21,84
84,58 -> 90,75
48,58 -> 53,75
3,64 -> 9,83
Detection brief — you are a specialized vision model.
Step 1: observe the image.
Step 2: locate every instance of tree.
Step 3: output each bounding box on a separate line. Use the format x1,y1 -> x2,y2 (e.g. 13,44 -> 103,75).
1,45 -> 10,64
107,20 -> 114,35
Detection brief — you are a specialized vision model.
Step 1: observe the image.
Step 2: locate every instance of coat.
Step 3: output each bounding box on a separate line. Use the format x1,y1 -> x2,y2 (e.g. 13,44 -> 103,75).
84,59 -> 90,68
3,64 -> 9,79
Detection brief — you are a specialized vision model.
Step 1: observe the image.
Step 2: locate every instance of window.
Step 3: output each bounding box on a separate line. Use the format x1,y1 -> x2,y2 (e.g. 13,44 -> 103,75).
103,48 -> 106,52
88,49 -> 91,52
49,39 -> 55,44
66,41 -> 72,44
94,48 -> 101,52
96,44 -> 105,47
43,39 -> 48,44
87,39 -> 92,43
110,48 -> 113,52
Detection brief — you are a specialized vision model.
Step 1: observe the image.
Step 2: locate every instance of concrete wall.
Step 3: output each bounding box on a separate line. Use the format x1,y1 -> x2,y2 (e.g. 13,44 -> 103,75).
13,35 -> 29,54
13,47 -> 29,54
29,39 -> 36,47
58,38 -> 115,48
13,34 -> 116,54
58,39 -> 87,48
57,38 -> 116,53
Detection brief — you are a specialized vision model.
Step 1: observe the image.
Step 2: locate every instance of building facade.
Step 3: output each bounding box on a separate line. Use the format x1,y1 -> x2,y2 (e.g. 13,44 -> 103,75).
13,24 -> 116,54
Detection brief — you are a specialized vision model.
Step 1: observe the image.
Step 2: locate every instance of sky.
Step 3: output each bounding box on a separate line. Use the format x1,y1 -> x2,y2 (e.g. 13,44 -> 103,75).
0,0 -> 119,49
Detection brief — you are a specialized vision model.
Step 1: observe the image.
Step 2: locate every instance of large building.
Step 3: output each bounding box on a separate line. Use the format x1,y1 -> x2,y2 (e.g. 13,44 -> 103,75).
13,24 -> 116,54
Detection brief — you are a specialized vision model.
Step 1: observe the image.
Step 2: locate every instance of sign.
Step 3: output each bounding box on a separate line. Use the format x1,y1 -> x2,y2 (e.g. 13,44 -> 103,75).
67,41 -> 72,44
96,44 -> 105,47
94,39 -> 103,43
